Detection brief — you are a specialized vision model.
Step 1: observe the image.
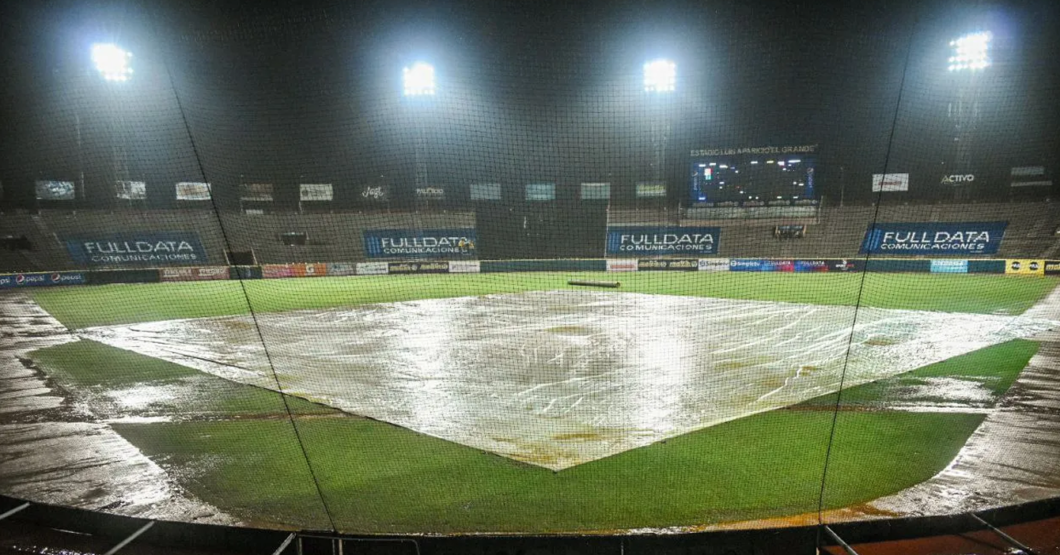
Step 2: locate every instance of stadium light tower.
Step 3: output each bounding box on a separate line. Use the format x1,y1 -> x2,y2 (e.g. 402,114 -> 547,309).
91,43 -> 134,82
643,59 -> 675,197
403,62 -> 436,97
402,62 -> 436,206
945,32 -> 990,200
643,59 -> 676,93
90,43 -> 135,206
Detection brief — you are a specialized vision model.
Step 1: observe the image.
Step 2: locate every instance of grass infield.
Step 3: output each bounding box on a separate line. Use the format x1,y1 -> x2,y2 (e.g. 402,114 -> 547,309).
24,272 -> 1051,532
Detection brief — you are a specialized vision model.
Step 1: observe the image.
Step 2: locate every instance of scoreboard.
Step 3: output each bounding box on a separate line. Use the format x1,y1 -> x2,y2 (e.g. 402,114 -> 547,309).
690,156 -> 816,204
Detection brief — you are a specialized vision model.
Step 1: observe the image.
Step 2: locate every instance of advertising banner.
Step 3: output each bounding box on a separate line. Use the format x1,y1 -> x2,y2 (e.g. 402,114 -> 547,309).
859,222 -> 1007,255
415,187 -> 445,199
327,262 -> 357,276
262,265 -> 296,279
295,263 -> 327,277
160,266 -> 230,281
364,229 -> 477,259
525,183 -> 556,201
638,259 -> 698,271
356,262 -> 389,275
1006,259 -> 1045,275
635,182 -> 667,198
360,185 -> 389,202
606,227 -> 720,256
580,183 -> 611,200
1045,261 -> 1060,276
388,262 -> 450,274
176,182 -> 211,200
729,259 -> 795,272
871,173 -> 909,192
241,183 -> 274,201
0,272 -> 86,289
930,259 -> 969,274
793,260 -> 830,272
299,183 -> 333,201
697,258 -> 730,272
35,180 -> 75,200
606,259 -> 639,272
448,260 -> 481,273
66,233 -> 207,266
116,181 -> 147,200
470,183 -> 501,201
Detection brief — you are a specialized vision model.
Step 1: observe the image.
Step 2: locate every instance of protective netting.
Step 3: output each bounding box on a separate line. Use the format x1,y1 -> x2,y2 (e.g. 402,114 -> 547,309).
1,0 -> 1059,537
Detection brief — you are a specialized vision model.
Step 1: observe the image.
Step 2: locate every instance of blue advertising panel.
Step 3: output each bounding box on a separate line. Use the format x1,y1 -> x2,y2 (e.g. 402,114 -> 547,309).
860,223 -> 1007,255
729,259 -> 794,272
65,233 -> 207,266
606,227 -> 720,256
0,272 -> 87,288
930,259 -> 969,273
363,229 -> 477,259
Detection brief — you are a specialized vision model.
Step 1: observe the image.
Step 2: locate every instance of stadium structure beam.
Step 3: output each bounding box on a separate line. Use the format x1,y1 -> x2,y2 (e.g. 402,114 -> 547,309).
102,521 -> 154,555
0,502 -> 30,521
970,514 -> 1039,555
271,533 -> 296,555
822,525 -> 861,555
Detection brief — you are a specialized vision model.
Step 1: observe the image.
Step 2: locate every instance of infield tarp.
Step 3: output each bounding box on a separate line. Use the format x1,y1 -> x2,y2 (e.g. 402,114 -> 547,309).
65,233 -> 207,266
606,227 -> 720,256
859,222 -> 1007,255
364,229 -> 477,259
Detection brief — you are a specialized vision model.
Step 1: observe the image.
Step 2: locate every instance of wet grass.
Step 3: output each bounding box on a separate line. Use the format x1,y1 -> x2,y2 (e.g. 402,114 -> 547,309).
33,334 -> 1022,532
113,405 -> 982,533
31,273 -> 1059,329
801,339 -> 1039,408
31,340 -> 336,418
103,341 -> 1024,533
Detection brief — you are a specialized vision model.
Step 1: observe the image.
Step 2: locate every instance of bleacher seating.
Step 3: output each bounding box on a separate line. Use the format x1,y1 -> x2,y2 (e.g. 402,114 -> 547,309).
0,202 -> 1057,273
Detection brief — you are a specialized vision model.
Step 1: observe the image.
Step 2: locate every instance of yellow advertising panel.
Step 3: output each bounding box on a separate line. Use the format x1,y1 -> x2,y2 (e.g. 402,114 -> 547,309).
1005,259 -> 1045,275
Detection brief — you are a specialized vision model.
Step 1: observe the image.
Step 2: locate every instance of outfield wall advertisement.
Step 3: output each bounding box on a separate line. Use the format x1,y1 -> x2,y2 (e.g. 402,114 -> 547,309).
65,233 -> 207,266
639,259 -> 699,271
160,267 -> 229,281
606,227 -> 720,256
859,222 -> 1007,255
1006,259 -> 1045,275
0,272 -> 86,288
364,229 -> 477,259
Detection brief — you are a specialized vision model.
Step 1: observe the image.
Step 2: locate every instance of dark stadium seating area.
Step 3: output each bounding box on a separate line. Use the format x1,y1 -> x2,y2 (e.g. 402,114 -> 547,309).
1,202 -> 1057,272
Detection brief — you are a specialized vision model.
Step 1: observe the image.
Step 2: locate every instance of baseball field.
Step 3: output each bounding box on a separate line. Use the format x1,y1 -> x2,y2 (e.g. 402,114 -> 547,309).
22,272 -> 1060,533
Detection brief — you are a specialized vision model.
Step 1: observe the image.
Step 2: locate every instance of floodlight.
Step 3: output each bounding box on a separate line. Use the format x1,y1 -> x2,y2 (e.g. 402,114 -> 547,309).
91,43 -> 133,81
403,62 -> 436,97
643,59 -> 676,92
947,31 -> 991,72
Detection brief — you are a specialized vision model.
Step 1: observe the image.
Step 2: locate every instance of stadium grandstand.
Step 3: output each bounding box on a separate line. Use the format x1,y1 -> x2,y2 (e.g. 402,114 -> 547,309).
2,1 -> 1060,555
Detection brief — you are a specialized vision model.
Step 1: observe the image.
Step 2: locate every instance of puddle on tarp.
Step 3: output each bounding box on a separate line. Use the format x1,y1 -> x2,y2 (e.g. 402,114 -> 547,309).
79,291 -> 1058,470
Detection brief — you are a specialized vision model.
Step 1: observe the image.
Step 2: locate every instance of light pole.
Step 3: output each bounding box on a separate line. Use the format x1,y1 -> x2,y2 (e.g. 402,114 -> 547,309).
946,31 -> 990,200
643,59 -> 675,201
403,62 -> 435,209
91,43 -> 134,205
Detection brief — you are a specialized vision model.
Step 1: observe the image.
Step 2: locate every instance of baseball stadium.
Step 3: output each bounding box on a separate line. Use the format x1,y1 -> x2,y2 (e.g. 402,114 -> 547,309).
1,1 -> 1060,554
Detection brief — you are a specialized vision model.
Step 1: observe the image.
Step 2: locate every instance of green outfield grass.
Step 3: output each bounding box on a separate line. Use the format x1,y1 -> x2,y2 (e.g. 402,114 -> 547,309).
31,272 -> 1060,329
29,336 -> 1037,533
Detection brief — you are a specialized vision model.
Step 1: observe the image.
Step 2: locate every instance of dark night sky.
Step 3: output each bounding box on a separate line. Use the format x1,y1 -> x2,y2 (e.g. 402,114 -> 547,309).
1,0 -> 1058,208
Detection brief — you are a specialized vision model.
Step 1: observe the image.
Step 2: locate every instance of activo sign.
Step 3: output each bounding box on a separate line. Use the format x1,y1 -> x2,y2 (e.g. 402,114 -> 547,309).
65,233 -> 207,266
860,222 -> 1006,255
363,229 -> 476,259
606,226 -> 720,256
940,174 -> 975,185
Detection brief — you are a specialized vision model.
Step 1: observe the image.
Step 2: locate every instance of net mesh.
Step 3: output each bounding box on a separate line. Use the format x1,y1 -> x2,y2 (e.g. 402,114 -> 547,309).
0,0 -> 1059,536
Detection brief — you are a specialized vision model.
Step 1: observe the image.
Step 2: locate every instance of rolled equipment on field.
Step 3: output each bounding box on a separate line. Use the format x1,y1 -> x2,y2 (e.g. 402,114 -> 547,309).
568,280 -> 620,288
